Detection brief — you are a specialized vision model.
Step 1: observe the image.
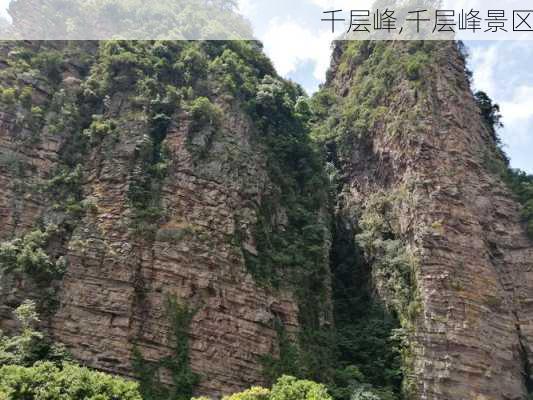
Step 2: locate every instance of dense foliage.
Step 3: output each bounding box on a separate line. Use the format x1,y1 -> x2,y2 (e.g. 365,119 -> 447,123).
327,215 -> 406,400
0,301 -> 69,368
0,362 -> 143,400
0,226 -> 65,281
216,376 -> 332,400
311,41 -> 434,147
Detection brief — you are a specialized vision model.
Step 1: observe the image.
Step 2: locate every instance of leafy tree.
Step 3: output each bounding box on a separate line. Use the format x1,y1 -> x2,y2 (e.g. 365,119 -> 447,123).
0,300 -> 69,367
0,225 -> 65,280
0,361 -> 142,400
270,376 -> 332,400
219,376 -> 332,400
222,387 -> 271,400
475,91 -> 503,142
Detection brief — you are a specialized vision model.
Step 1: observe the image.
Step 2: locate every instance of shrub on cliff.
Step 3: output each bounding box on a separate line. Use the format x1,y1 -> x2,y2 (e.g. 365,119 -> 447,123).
189,97 -> 222,131
0,226 -> 65,281
0,301 -> 69,368
404,51 -> 429,81
475,91 -> 503,142
269,376 -> 331,400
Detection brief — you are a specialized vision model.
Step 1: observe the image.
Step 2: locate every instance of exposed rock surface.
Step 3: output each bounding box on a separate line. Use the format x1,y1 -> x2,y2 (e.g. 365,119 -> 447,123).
0,41 -> 328,397
324,41 -> 533,400
2,39 -> 533,400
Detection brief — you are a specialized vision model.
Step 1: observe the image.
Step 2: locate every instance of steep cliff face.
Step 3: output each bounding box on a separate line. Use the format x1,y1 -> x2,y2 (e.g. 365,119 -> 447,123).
0,41 -> 331,397
2,39 -> 533,400
316,40 -> 533,400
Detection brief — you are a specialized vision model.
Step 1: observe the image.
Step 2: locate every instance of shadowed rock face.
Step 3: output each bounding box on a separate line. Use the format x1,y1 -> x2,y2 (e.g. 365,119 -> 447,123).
323,40 -> 533,400
0,41 -> 330,397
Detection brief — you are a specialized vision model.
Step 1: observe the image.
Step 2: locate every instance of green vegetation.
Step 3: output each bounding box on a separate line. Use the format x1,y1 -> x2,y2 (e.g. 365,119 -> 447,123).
0,44 -> 88,143
307,41 -> 432,400
404,51 -> 430,81
186,96 -> 222,158
0,84 -> 45,139
475,91 -> 503,143
352,190 -> 421,398
132,297 -> 199,400
126,131 -> 170,238
221,386 -> 271,400
241,73 -> 330,295
80,41 -> 270,237
0,362 -> 142,400
0,41 -> 333,395
253,102 -> 408,399
311,41 -> 433,149
269,375 -> 331,400
84,115 -> 118,141
82,41 -> 180,237
327,215 -> 406,400
31,50 -> 64,84
0,43 -> 97,313
189,97 -> 222,130
0,150 -> 25,177
506,170 -> 533,238
1,307 -> 134,398
0,301 -> 69,368
0,303 -> 335,400
0,87 -> 16,105
260,321 -> 301,385
0,225 -> 66,282
356,191 -> 420,324
235,73 -> 332,387
219,376 -> 332,400
107,41 -> 335,390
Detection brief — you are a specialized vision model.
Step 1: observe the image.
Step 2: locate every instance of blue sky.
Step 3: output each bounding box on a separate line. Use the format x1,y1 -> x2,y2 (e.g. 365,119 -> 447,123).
0,0 -> 531,173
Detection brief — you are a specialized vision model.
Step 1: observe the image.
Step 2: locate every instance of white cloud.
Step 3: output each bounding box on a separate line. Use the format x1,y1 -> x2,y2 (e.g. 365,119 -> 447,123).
261,17 -> 333,82
469,42 -> 533,151
501,86 -> 533,121
0,0 -> 11,20
237,0 -> 255,18
500,86 -> 533,145
469,42 -> 499,95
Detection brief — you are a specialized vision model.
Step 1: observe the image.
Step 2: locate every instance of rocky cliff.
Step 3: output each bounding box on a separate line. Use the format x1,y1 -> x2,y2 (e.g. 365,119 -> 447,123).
315,40 -> 533,400
1,39 -> 533,400
0,41 -> 331,398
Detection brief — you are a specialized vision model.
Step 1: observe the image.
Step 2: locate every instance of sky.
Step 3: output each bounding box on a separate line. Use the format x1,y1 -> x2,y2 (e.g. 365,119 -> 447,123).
238,1 -> 533,173
0,0 -> 531,173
